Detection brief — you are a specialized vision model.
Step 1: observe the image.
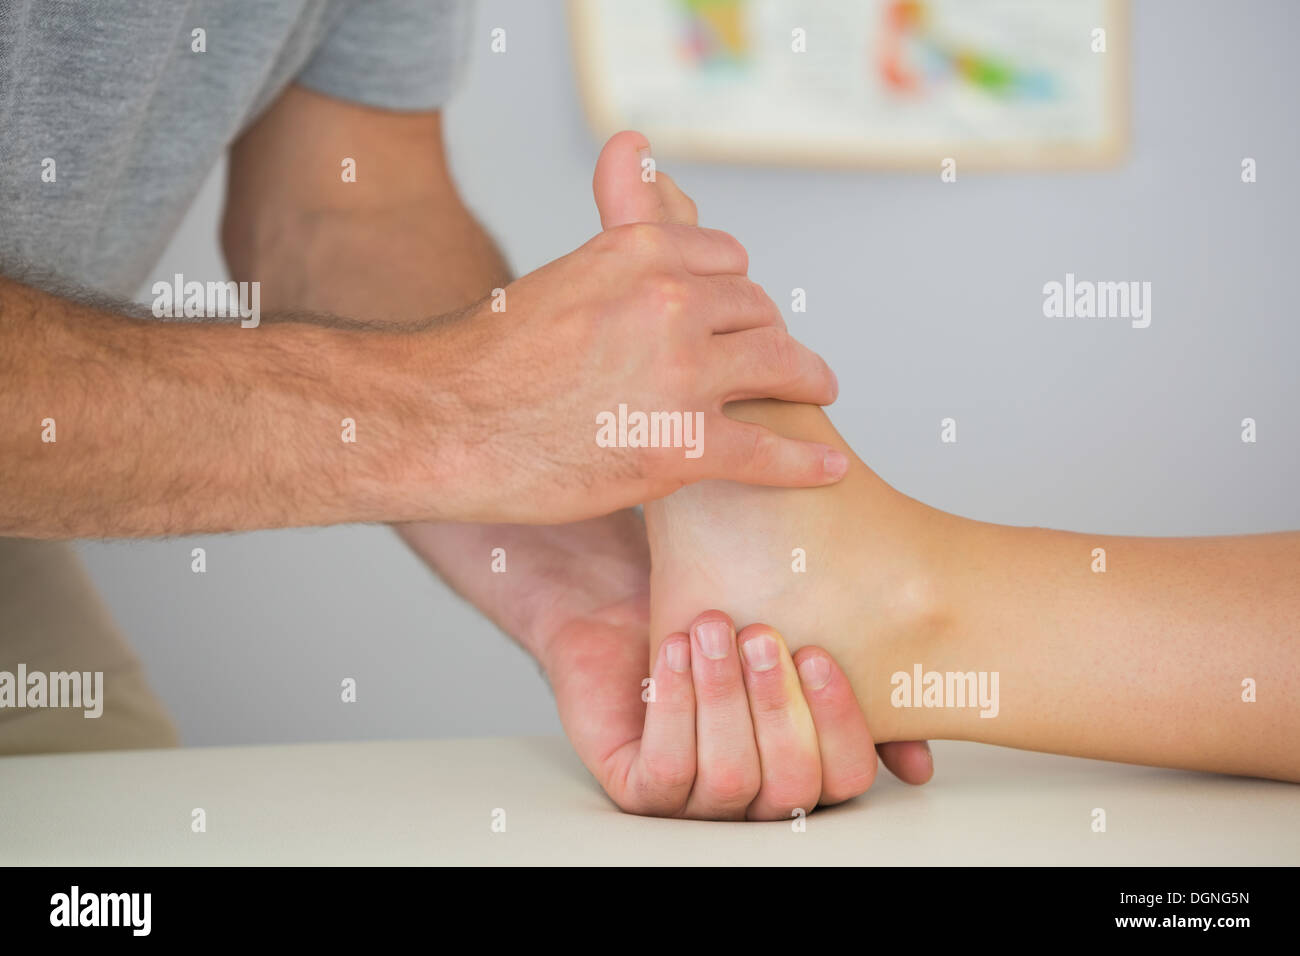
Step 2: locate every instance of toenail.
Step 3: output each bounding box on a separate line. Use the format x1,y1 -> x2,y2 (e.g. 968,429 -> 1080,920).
741,633 -> 780,672
694,621 -> 732,660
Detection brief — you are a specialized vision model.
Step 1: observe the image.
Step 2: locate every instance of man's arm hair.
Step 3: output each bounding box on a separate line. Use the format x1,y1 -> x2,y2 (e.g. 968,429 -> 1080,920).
0,270 -> 473,538
3,77 -> 521,540
2,81 -> 515,540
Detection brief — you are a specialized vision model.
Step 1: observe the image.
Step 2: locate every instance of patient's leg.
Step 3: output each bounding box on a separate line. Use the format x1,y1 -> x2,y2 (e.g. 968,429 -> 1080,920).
646,401 -> 1300,780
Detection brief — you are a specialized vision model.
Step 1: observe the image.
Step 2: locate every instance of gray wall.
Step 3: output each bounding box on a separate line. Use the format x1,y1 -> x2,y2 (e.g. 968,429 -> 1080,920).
78,0 -> 1300,746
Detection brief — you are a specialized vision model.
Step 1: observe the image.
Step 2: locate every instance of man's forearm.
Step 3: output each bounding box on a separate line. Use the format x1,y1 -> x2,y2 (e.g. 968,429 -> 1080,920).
230,123 -> 588,651
0,275 -> 471,537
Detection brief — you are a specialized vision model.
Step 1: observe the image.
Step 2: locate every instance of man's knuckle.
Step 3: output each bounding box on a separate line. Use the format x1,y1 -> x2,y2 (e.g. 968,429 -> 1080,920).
764,331 -> 801,383
619,789 -> 679,818
648,275 -> 691,317
698,766 -> 760,808
641,752 -> 696,792
745,427 -> 778,471
763,769 -> 820,810
730,237 -> 750,272
693,673 -> 740,709
822,763 -> 876,804
620,222 -> 668,257
748,683 -> 792,718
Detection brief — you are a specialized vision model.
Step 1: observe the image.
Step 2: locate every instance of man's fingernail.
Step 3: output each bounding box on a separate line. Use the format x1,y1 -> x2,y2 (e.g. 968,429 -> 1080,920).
638,145 -> 652,164
923,740 -> 934,770
694,620 -> 733,660
797,654 -> 832,690
824,448 -> 848,479
741,632 -> 780,672
665,638 -> 690,673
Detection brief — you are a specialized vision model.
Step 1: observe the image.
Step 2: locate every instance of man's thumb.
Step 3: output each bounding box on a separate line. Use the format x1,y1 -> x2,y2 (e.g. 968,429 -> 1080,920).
593,131 -> 698,229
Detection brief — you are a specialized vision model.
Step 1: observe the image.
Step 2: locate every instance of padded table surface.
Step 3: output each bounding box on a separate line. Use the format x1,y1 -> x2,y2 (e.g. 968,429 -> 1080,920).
2,737 -> 1296,865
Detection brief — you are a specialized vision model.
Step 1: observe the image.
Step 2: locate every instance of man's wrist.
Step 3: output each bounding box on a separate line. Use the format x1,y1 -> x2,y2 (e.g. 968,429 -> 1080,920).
397,511 -> 652,669
335,318 -> 483,525
393,518 -> 604,664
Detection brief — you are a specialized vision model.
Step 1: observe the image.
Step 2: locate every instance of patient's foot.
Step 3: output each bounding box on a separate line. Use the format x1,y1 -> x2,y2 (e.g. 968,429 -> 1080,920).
585,131 -> 955,742
646,400 -> 953,741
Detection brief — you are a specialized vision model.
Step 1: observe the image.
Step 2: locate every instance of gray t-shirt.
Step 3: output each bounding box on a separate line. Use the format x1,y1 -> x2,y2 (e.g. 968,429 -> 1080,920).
0,1 -> 473,747
0,0 -> 473,298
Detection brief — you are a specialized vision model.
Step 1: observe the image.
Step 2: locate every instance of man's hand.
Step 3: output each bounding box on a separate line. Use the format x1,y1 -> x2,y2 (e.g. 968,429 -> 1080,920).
402,511 -> 929,819
227,87 -> 842,529
227,89 -> 848,527
235,91 -> 849,528
229,91 -> 847,528
428,225 -> 846,525
545,600 -> 886,819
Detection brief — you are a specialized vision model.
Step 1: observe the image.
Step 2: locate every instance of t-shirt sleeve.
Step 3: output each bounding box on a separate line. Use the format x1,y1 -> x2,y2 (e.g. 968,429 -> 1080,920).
295,0 -> 473,111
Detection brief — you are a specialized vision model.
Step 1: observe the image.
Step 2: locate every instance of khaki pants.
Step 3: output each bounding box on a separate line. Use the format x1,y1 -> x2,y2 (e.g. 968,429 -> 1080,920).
0,538 -> 178,754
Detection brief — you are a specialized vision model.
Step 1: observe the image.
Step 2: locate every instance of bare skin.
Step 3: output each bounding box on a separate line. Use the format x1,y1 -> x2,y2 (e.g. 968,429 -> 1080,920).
0,76 -> 884,819
647,398 -> 1300,781
219,98 -> 918,816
